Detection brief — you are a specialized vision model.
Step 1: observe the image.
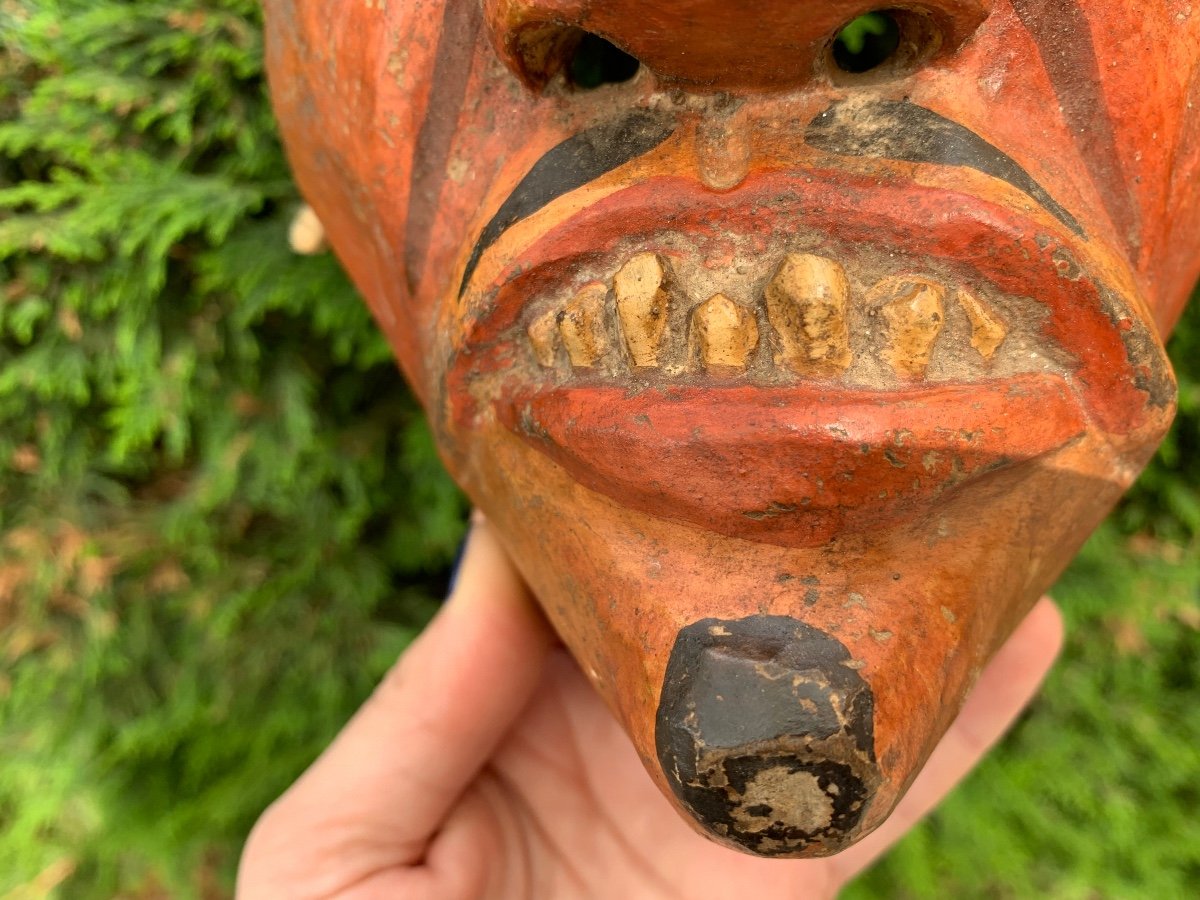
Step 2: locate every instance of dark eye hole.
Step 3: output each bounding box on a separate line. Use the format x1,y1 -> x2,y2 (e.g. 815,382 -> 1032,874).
832,11 -> 902,73
568,33 -> 641,89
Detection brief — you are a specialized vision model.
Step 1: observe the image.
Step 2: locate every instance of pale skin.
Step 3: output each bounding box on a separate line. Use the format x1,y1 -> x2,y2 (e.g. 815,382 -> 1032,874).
237,516 -> 1064,900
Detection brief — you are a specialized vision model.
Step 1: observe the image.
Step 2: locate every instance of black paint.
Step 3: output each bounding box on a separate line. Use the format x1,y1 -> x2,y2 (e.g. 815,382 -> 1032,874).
404,0 -> 483,294
1098,285 -> 1175,411
806,99 -> 1085,238
457,110 -> 676,296
1009,0 -> 1139,251
655,614 -> 878,856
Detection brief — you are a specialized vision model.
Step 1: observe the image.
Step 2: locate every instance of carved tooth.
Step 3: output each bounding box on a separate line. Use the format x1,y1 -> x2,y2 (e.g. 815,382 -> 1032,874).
956,287 -> 1007,360
614,252 -> 671,367
764,253 -> 853,376
527,309 -> 560,368
869,276 -> 946,379
691,293 -> 759,372
558,283 -> 610,368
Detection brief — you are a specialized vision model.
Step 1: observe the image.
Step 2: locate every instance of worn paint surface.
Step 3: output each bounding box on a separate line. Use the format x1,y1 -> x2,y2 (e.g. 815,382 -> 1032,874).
263,0 -> 1199,858
656,615 -> 879,856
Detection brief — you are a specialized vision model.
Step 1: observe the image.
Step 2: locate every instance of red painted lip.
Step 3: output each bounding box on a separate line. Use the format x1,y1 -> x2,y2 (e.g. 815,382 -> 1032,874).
498,376 -> 1086,548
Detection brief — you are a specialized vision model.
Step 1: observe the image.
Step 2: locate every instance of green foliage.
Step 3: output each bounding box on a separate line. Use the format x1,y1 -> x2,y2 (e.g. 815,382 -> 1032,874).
835,13 -> 894,56
1,2 -> 465,895
1,1 -> 1197,897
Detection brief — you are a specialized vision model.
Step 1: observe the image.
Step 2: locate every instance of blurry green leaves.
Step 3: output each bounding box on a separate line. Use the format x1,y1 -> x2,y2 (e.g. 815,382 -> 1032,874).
831,11 -> 901,73
1,0 -> 465,896
834,12 -> 893,56
4,1 -> 270,167
196,216 -> 394,369
0,163 -> 266,276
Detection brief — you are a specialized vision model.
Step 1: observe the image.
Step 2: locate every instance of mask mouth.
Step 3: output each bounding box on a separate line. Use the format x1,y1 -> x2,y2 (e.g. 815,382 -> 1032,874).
476,212 -> 1094,546
445,167 -> 1174,535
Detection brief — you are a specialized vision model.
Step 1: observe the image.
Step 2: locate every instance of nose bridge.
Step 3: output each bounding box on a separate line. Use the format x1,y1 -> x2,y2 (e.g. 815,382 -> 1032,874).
487,0 -> 992,91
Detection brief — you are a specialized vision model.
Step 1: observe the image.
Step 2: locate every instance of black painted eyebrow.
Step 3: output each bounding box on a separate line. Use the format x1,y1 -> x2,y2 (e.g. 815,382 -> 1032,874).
458,110 -> 676,297
806,99 -> 1085,238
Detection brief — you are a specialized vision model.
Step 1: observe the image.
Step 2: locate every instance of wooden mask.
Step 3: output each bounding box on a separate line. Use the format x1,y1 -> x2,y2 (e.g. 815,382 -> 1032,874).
263,0 -> 1200,856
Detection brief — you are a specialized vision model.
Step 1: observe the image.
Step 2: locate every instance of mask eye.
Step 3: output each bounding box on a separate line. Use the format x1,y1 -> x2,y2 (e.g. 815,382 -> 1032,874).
826,9 -> 943,82
833,12 -> 901,74
567,32 -> 641,89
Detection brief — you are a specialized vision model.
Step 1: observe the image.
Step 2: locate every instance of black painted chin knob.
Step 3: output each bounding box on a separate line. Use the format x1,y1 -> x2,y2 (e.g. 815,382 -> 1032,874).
655,615 -> 881,858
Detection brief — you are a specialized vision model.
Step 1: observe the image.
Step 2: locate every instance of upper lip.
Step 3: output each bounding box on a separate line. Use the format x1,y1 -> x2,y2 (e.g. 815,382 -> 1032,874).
444,167 -> 1170,545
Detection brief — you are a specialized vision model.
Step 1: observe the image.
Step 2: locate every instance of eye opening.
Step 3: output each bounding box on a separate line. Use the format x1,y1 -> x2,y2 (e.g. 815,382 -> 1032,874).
568,32 -> 640,89
833,12 -> 901,73
826,9 -> 944,82
508,25 -> 642,92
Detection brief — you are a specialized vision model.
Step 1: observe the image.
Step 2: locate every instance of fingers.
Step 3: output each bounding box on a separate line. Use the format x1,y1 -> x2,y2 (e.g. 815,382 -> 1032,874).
832,596 -> 1065,882
237,516 -> 556,898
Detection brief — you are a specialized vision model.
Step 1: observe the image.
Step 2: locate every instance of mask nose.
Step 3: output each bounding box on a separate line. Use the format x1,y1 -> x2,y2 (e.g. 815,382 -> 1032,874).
655,615 -> 881,857
486,0 -> 991,91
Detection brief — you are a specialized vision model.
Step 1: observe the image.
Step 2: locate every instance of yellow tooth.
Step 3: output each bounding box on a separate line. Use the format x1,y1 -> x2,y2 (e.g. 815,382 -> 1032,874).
614,252 -> 671,367
869,276 -> 946,379
764,253 -> 853,376
691,293 -> 759,371
558,283 -> 610,368
956,287 -> 1007,360
527,309 -> 560,368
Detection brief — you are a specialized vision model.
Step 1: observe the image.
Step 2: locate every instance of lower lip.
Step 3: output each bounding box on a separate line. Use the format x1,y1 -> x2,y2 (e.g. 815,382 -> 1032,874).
501,374 -> 1086,547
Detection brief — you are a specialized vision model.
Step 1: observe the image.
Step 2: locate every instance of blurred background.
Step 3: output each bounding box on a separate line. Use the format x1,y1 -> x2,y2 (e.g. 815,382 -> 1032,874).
1,1 -> 1197,896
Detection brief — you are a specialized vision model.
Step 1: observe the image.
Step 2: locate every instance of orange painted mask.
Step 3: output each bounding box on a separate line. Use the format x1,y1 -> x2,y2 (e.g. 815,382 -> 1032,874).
263,0 -> 1200,856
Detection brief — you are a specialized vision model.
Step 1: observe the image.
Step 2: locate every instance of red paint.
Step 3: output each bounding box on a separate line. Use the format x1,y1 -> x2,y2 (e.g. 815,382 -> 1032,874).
502,376 -> 1086,547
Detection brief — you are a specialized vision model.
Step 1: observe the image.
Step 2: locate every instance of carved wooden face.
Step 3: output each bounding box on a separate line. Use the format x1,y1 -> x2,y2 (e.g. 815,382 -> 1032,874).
264,0 -> 1200,856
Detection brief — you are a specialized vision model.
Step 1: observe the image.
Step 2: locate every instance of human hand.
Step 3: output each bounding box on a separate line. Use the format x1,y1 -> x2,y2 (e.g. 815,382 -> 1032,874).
238,516 -> 1063,900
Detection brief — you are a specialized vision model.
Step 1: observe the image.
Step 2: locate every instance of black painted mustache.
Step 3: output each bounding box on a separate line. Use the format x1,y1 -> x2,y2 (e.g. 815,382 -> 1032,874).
457,111 -> 677,297
458,99 -> 1083,297
805,99 -> 1084,238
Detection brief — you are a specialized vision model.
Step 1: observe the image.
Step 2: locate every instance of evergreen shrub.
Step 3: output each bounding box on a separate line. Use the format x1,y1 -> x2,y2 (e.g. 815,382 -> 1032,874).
1,2 -> 466,894
0,1 -> 1196,896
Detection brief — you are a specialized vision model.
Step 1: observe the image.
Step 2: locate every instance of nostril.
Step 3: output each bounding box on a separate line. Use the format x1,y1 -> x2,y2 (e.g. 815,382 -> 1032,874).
568,32 -> 641,89
655,615 -> 881,857
826,8 -> 947,82
833,11 -> 902,74
504,24 -> 642,92
490,0 -> 987,92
